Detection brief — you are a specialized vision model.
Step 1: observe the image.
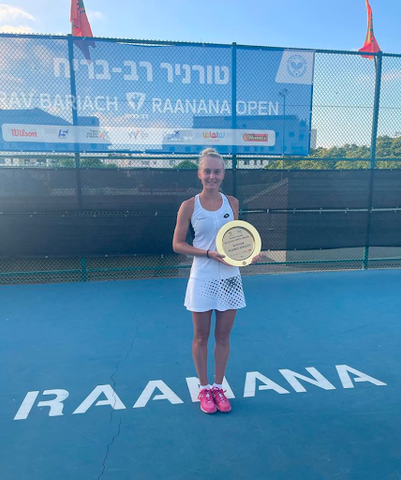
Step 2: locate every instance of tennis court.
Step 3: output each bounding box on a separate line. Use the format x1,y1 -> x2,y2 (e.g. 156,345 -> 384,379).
1,269 -> 399,480
1,32 -> 401,480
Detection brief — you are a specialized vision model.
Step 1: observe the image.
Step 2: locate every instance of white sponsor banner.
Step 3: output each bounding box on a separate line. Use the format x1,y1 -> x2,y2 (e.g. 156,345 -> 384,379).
2,125 -> 276,147
159,129 -> 276,146
2,124 -> 110,144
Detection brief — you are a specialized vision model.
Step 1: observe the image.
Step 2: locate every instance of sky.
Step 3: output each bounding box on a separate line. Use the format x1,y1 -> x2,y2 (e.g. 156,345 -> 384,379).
0,0 -> 401,54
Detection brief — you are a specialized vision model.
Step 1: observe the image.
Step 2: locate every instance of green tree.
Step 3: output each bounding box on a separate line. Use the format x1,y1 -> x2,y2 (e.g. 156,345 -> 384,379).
58,157 -> 118,168
176,160 -> 198,169
265,136 -> 401,170
80,158 -> 104,168
59,158 -> 75,167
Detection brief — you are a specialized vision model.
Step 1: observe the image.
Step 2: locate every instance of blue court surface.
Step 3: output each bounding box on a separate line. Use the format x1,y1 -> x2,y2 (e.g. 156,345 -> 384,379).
1,269 -> 400,480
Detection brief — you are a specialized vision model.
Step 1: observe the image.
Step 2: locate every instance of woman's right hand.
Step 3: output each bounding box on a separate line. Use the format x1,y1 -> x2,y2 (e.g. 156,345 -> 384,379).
208,250 -> 230,266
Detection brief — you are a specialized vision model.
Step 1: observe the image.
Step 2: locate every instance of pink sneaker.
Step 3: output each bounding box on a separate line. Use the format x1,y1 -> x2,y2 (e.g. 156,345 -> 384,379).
198,388 -> 217,414
211,387 -> 231,413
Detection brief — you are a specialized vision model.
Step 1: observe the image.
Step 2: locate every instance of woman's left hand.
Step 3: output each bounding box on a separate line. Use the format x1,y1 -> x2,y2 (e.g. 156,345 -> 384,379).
251,252 -> 264,263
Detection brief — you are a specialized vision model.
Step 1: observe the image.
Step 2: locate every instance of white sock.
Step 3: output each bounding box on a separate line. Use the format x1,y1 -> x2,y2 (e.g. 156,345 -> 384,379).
200,384 -> 211,390
213,383 -> 223,389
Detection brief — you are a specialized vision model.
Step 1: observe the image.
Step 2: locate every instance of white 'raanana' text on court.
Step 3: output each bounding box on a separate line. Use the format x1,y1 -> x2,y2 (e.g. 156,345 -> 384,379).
13,365 -> 387,420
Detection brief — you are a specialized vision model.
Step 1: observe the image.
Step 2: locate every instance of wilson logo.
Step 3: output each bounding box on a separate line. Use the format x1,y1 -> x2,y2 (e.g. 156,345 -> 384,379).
11,129 -> 38,138
243,133 -> 268,142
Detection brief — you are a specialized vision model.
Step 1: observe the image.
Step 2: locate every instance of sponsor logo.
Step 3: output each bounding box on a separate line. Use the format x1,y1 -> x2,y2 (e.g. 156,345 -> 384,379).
126,92 -> 146,111
224,213 -> 230,218
243,133 -> 269,142
165,130 -> 182,142
165,131 -> 192,143
86,129 -> 98,139
287,54 -> 307,78
130,130 -> 139,140
129,129 -> 149,140
10,128 -> 37,138
86,129 -> 108,141
203,131 -> 225,139
58,129 -> 69,138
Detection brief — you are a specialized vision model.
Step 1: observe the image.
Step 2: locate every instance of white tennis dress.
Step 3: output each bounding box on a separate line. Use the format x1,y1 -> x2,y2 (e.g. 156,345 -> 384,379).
184,193 -> 246,312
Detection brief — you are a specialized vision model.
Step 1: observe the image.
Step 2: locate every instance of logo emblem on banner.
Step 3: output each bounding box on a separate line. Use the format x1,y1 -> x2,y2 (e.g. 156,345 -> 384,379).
129,129 -> 149,140
203,131 -> 225,139
10,128 -> 38,138
243,133 -> 269,142
126,92 -> 146,111
287,55 -> 307,78
58,129 -> 69,138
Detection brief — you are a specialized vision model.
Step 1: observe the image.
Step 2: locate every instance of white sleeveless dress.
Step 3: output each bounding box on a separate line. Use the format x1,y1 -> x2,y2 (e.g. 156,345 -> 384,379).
184,193 -> 246,312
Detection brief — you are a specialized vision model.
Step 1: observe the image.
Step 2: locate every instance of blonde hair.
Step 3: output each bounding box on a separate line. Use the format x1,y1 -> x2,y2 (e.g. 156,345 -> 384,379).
198,148 -> 225,171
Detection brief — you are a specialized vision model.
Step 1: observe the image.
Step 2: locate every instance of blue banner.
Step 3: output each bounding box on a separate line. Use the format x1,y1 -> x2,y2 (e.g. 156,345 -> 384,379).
0,36 -> 315,155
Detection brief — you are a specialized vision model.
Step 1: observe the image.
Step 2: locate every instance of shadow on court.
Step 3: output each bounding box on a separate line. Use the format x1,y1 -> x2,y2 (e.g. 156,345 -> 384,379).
1,270 -> 400,480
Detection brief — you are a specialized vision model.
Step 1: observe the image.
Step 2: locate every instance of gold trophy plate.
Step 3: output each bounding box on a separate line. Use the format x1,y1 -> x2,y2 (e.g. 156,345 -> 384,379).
216,220 -> 262,267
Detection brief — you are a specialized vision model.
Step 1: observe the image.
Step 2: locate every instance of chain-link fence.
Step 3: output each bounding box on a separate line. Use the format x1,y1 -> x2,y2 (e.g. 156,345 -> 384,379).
1,34 -> 401,284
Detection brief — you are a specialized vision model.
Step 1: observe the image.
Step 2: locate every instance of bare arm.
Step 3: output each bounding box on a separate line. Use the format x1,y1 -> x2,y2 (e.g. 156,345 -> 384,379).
227,196 -> 239,220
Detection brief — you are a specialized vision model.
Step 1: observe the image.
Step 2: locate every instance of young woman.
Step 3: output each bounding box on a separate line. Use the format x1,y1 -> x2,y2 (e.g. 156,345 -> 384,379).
173,148 -> 262,414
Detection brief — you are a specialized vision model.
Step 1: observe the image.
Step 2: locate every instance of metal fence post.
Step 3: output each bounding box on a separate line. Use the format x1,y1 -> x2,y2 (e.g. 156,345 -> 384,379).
67,35 -> 83,210
81,257 -> 88,282
231,42 -> 237,198
364,52 -> 383,269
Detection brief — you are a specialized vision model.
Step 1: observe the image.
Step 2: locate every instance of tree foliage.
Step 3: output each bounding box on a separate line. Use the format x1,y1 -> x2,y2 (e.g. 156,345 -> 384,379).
176,160 -> 198,169
58,157 -> 118,168
265,136 -> 401,170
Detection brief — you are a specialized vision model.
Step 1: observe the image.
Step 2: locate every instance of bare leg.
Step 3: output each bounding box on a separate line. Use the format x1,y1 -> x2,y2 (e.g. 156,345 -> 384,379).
192,311 -> 212,386
214,309 -> 237,384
